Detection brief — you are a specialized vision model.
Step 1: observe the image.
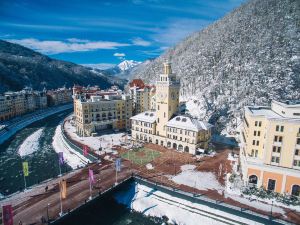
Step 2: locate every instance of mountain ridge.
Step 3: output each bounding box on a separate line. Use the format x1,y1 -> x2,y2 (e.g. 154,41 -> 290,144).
0,40 -> 125,93
130,0 -> 300,132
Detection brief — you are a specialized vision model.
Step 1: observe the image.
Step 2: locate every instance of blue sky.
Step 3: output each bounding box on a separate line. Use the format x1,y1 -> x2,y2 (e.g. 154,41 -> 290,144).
0,0 -> 244,68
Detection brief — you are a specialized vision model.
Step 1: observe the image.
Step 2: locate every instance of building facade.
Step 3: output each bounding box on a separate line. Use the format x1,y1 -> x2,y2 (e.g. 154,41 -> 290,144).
240,100 -> 300,196
74,88 -> 133,136
129,79 -> 156,114
0,88 -> 47,121
47,87 -> 73,106
131,62 -> 212,154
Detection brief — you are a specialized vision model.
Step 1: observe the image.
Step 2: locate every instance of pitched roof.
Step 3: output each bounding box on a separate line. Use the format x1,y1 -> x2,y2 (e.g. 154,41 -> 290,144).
130,111 -> 157,123
129,79 -> 145,88
167,115 -> 213,132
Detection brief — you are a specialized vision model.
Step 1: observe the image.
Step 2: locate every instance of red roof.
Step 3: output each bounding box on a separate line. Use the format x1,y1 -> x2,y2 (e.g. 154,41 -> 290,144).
129,79 -> 145,88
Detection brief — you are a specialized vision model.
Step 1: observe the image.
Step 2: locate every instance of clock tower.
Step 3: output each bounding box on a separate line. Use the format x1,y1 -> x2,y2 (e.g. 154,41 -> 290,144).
156,61 -> 180,137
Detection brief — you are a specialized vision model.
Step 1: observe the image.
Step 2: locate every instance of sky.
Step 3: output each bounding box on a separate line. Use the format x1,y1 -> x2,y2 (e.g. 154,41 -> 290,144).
0,0 -> 245,68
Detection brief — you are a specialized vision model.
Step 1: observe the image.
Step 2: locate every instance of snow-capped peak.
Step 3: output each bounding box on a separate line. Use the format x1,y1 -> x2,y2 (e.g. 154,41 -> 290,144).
118,60 -> 141,71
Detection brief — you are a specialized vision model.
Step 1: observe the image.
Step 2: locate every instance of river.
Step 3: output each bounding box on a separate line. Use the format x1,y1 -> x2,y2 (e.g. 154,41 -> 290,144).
0,110 -> 159,225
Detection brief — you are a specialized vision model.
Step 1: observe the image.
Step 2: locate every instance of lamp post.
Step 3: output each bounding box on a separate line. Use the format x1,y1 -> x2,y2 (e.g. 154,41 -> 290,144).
46,203 -> 50,224
270,200 -> 274,220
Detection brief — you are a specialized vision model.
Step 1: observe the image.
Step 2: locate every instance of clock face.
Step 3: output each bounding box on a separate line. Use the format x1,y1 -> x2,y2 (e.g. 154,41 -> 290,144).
158,93 -> 167,102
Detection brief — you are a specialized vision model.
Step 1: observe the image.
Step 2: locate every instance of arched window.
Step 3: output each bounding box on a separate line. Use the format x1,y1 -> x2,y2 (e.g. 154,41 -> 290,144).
292,185 -> 300,196
167,142 -> 171,148
173,143 -> 177,150
248,175 -> 258,186
178,144 -> 183,151
184,146 -> 189,152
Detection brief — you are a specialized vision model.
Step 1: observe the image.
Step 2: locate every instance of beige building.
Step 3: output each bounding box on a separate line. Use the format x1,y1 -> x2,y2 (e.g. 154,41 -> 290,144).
131,62 -> 212,154
74,90 -> 133,136
0,88 -> 50,122
129,79 -> 156,114
240,100 -> 300,195
47,87 -> 73,106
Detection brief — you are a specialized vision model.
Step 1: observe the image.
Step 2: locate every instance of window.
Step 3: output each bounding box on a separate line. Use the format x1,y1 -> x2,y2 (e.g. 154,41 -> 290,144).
293,160 -> 300,167
267,179 -> 276,191
274,136 -> 283,143
256,140 -> 259,146
254,131 -> 257,136
255,121 -> 258,126
276,125 -> 284,132
258,131 -> 261,136
259,121 -> 262,127
297,138 -> 300,145
273,146 -> 281,153
252,140 -> 255,145
271,156 -> 280,163
164,112 -> 166,118
255,150 -> 258,157
295,149 -> 299,156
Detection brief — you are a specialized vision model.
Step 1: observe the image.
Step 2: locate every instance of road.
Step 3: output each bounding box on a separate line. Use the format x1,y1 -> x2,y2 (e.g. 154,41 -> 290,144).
0,103 -> 73,144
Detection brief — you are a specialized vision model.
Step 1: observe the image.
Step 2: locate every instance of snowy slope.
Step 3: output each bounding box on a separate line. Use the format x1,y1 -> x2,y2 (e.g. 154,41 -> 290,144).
130,0 -> 300,132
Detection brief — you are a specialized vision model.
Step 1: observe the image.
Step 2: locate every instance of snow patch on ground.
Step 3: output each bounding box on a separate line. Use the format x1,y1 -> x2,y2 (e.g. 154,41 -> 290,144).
171,165 -> 224,192
146,163 -> 154,170
52,125 -> 89,169
64,116 -> 127,153
115,183 -> 264,225
18,128 -> 44,157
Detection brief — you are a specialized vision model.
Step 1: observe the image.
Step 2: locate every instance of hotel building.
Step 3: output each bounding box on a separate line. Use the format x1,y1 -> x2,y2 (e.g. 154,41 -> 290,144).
130,62 -> 212,154
129,79 -> 156,114
240,100 -> 300,196
74,88 -> 133,136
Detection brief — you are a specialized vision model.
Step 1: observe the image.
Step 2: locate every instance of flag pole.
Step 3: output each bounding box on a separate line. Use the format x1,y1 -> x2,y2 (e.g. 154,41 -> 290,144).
58,160 -> 62,177
115,168 -> 118,185
89,179 -> 92,200
59,182 -> 63,216
23,172 -> 27,190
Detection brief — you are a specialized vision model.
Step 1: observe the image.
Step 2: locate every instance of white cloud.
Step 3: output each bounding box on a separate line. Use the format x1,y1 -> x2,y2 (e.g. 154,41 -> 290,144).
6,38 -> 130,54
132,37 -> 151,46
66,38 -> 90,43
113,52 -> 126,57
81,63 -> 115,70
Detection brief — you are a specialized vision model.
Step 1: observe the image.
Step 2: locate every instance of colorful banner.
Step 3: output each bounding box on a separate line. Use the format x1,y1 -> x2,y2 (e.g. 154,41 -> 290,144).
89,169 -> 95,184
83,145 -> 89,156
58,152 -> 64,165
115,158 -> 121,172
59,180 -> 67,199
22,162 -> 29,177
2,205 -> 13,225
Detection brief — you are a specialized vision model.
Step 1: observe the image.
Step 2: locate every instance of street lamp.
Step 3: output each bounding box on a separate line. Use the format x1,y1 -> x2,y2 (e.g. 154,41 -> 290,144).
47,203 -> 50,225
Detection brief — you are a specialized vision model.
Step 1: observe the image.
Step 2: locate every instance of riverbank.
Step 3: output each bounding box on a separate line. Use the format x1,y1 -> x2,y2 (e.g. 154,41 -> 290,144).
0,103 -> 73,145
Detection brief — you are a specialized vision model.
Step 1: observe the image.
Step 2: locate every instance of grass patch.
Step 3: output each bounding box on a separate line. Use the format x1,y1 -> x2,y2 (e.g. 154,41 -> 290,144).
121,147 -> 160,165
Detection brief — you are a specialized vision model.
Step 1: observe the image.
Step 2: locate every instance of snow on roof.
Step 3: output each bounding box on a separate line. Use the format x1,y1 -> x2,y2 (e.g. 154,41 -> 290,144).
167,115 -> 212,132
130,111 -> 157,123
245,106 -> 282,118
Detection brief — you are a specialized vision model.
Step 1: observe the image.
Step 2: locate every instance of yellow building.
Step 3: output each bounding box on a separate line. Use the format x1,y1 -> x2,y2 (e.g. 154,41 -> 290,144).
129,79 -> 156,114
74,92 -> 133,136
240,100 -> 300,195
131,62 -> 212,154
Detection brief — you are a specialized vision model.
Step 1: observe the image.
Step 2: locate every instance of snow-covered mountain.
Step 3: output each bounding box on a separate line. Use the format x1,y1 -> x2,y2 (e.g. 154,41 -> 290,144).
117,60 -> 141,71
103,60 -> 142,79
130,0 -> 300,133
0,40 -> 125,92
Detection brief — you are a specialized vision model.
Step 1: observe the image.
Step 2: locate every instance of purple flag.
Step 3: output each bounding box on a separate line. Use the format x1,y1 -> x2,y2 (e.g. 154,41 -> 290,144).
89,169 -> 95,184
58,152 -> 64,165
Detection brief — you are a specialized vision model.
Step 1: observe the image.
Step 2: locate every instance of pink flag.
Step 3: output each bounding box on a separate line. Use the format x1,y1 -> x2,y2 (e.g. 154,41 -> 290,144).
83,145 -> 89,156
89,169 -> 95,184
2,205 -> 13,225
